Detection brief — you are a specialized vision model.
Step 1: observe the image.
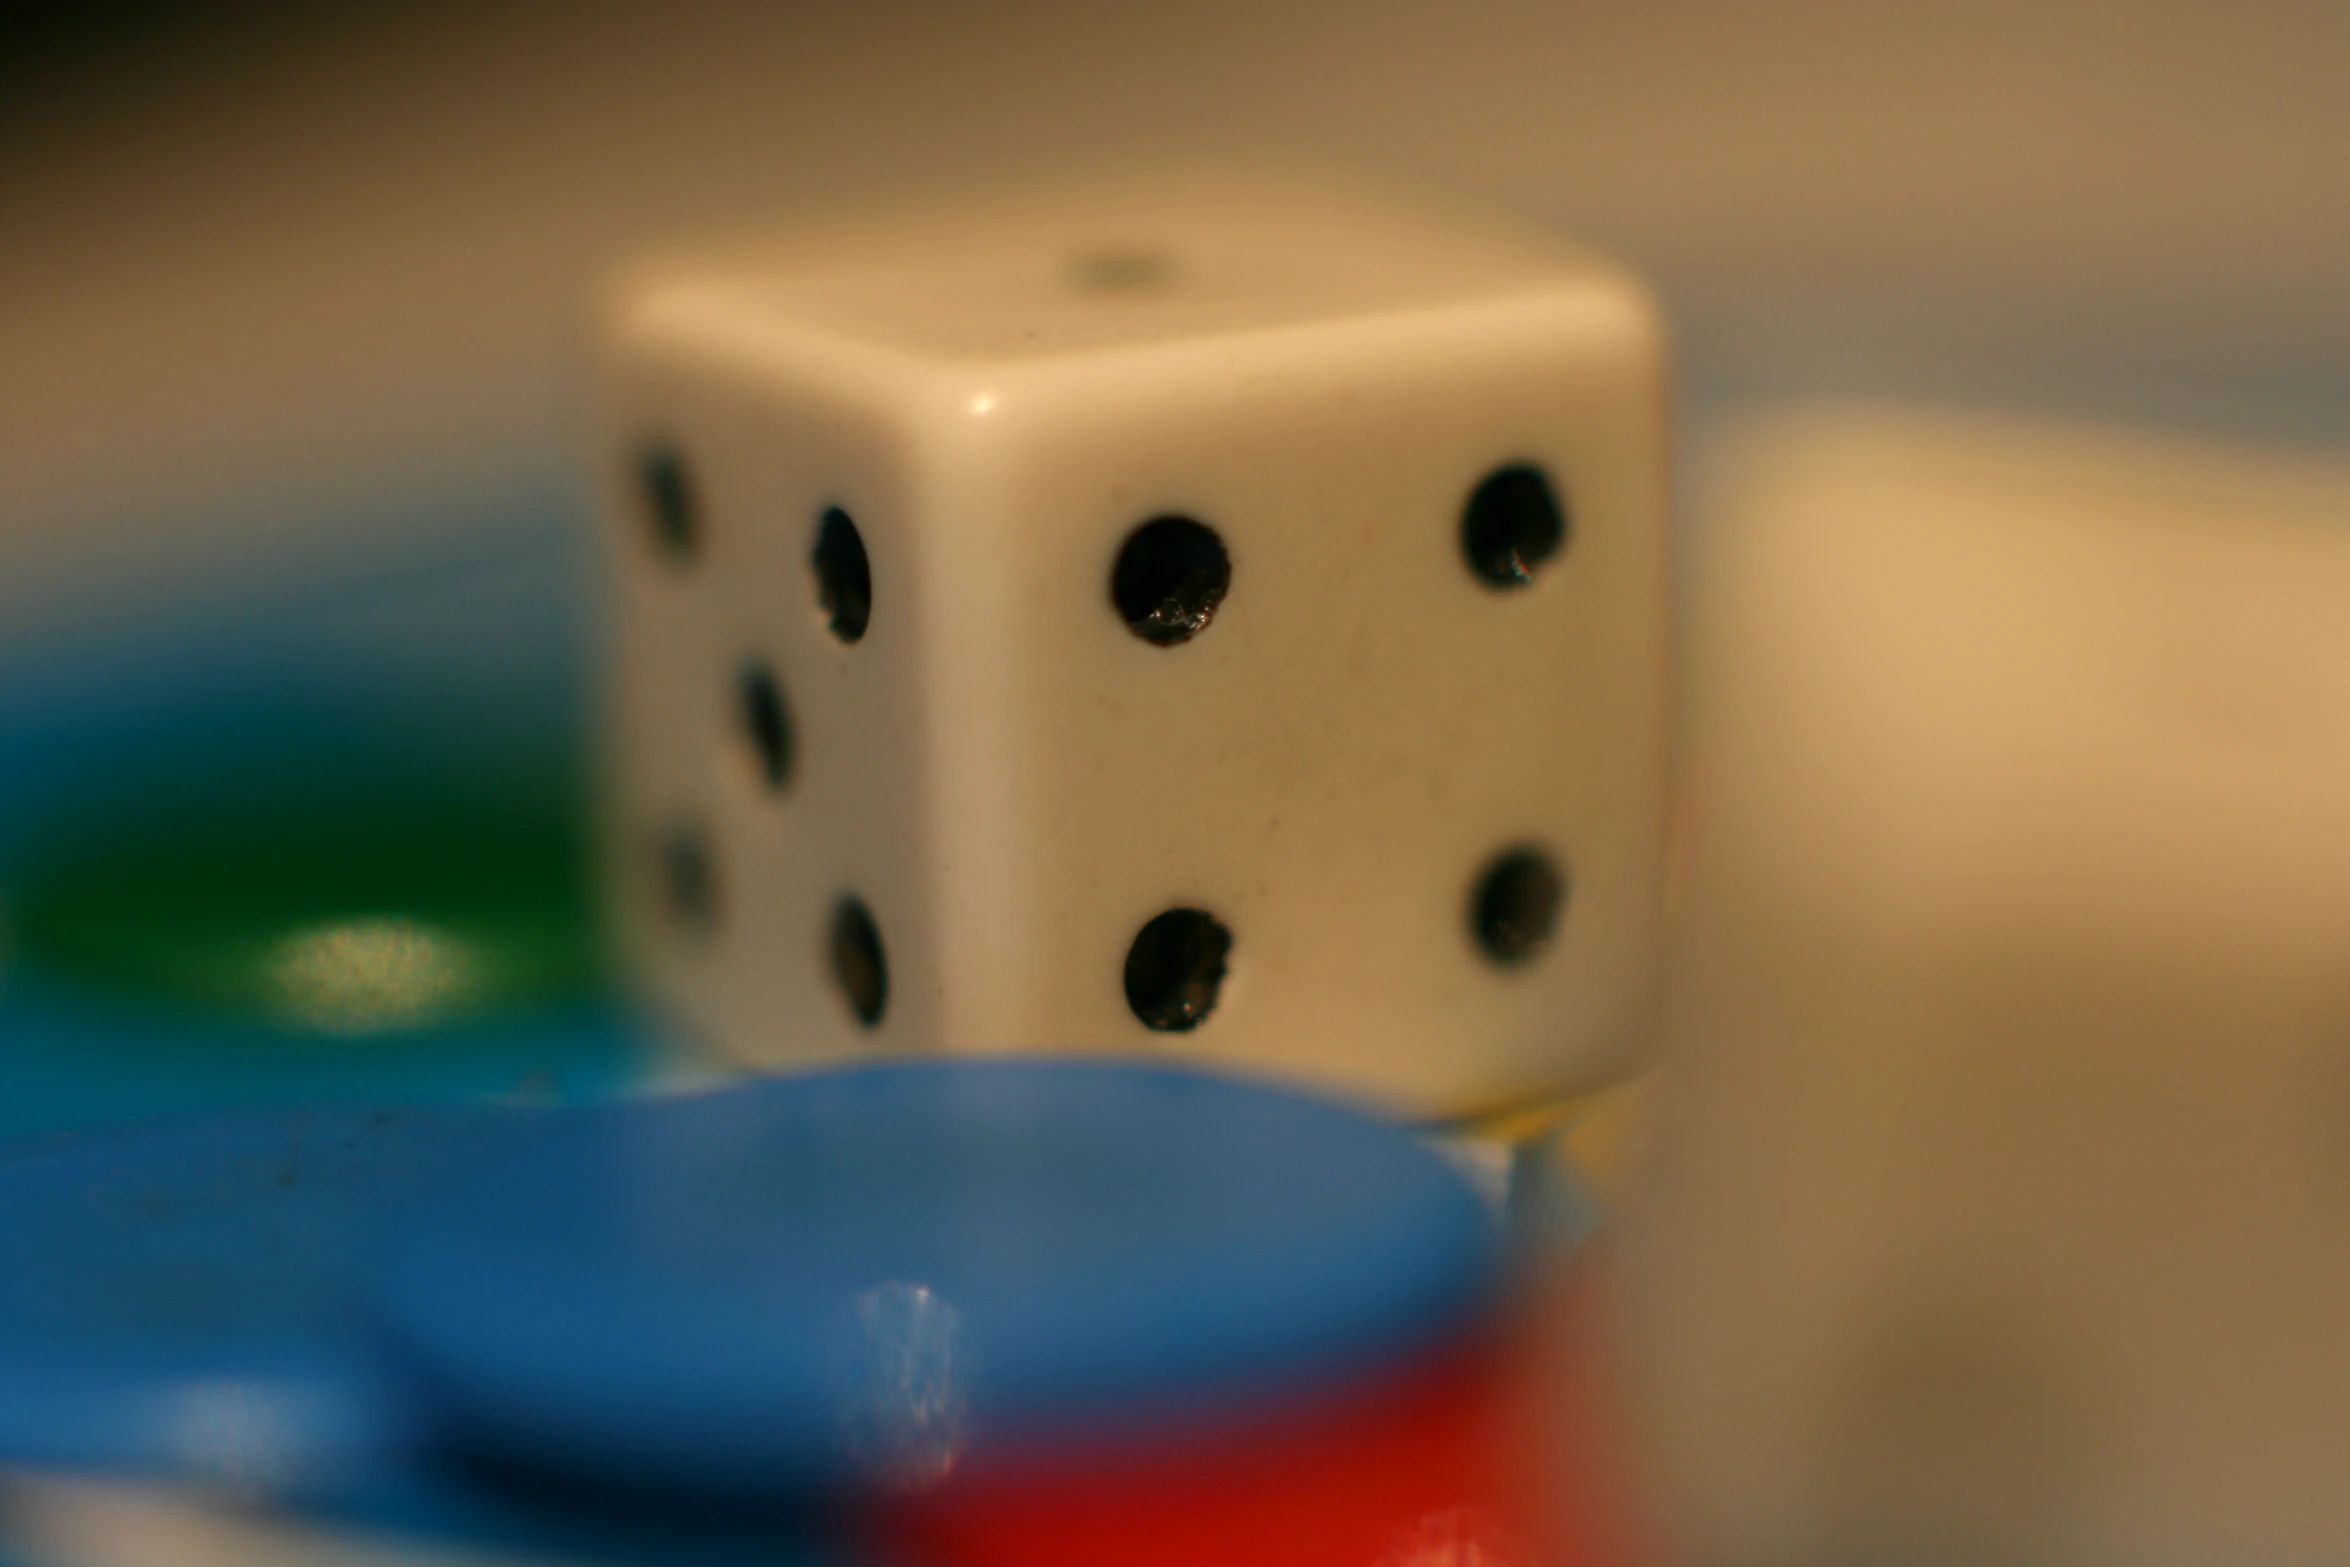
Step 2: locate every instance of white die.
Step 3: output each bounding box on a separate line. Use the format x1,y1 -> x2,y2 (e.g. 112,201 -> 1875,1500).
602,188 -> 1670,1114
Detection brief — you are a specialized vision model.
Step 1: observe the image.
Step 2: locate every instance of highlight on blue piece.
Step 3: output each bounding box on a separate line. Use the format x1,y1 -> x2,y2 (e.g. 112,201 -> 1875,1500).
371,1058 -> 1504,1499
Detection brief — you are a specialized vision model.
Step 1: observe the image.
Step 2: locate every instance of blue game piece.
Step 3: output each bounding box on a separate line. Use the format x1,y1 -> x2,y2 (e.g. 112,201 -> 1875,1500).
0,981 -> 654,1143
0,1105 -> 514,1492
372,1060 -> 1501,1497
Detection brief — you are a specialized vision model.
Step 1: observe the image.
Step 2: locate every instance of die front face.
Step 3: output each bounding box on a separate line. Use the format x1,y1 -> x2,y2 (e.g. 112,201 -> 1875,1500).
935,294 -> 1670,1110
604,193 -> 1671,1113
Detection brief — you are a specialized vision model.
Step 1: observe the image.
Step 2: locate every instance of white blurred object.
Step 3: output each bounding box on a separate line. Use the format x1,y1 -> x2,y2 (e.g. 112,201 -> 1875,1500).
1628,407 -> 2350,1567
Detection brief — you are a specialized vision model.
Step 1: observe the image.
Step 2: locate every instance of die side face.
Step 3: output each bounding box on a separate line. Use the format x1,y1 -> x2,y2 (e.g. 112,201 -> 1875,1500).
605,328 -> 944,1065
606,205 -> 1670,1111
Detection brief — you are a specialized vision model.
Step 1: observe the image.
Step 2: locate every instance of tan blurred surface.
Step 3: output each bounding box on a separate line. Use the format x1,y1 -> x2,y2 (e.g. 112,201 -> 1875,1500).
1630,406 -> 2350,1567
0,1469 -> 579,1567
5,0 -> 2350,632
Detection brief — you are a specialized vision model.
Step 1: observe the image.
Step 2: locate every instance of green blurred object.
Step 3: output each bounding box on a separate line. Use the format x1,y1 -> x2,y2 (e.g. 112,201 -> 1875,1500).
11,775 -> 609,1033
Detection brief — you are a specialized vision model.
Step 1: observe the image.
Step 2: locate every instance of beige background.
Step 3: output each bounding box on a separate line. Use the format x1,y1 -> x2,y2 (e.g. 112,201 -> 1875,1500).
4,0 -> 2348,637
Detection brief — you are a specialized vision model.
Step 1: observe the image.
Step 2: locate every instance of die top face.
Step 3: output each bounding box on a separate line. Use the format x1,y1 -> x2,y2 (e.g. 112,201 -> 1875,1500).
621,187 -> 1647,373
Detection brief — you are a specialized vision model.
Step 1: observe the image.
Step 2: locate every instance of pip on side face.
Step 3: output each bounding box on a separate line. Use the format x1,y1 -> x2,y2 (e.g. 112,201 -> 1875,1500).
604,192 -> 1670,1113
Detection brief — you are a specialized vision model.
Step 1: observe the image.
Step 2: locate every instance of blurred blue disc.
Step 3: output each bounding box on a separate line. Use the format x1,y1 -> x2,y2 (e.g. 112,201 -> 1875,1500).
0,1105 -> 511,1490
373,1060 -> 1501,1496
